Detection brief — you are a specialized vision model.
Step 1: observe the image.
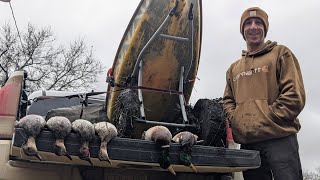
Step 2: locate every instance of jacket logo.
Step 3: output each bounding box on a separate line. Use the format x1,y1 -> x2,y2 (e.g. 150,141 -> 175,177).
233,65 -> 269,81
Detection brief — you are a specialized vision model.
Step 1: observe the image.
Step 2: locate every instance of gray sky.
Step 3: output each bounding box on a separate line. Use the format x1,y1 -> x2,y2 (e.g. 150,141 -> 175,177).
1,0 -> 319,171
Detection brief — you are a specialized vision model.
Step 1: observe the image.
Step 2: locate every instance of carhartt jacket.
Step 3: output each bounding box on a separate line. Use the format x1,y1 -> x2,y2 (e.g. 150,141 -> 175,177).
223,40 -> 306,144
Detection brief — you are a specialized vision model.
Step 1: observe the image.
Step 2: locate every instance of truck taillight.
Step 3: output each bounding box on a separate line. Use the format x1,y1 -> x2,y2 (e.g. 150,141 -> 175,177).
0,81 -> 21,116
0,71 -> 24,139
0,71 -> 24,116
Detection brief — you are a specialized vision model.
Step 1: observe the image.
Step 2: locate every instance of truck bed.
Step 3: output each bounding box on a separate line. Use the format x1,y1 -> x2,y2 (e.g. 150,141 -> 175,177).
11,128 -> 260,173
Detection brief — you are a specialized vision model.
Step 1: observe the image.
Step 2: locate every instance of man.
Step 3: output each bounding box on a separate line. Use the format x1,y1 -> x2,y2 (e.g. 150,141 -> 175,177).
223,7 -> 306,180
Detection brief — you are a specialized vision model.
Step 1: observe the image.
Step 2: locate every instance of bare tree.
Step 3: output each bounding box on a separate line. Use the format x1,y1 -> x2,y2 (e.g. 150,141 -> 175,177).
303,167 -> 320,180
0,22 -> 103,92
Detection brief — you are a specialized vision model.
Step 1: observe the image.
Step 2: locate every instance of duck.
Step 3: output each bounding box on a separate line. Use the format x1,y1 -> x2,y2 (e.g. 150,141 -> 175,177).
142,126 -> 176,175
16,114 -> 46,161
172,131 -> 199,172
94,122 -> 118,164
72,119 -> 95,166
46,116 -> 72,160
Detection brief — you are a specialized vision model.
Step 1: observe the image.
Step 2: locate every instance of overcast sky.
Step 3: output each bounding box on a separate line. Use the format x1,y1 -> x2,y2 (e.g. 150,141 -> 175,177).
1,0 -> 319,171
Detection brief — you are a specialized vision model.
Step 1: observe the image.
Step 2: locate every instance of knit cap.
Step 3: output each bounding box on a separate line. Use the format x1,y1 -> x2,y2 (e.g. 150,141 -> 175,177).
240,7 -> 269,39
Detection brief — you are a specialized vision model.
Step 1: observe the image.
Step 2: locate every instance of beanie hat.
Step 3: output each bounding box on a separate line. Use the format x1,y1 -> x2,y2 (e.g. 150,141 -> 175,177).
240,7 -> 269,39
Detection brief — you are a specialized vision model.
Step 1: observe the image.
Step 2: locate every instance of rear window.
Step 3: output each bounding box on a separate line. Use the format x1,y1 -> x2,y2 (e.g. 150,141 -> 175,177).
27,97 -> 82,116
26,91 -> 106,117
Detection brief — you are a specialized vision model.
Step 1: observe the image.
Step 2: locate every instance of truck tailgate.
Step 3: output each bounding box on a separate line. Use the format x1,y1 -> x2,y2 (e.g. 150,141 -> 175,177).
11,128 -> 260,173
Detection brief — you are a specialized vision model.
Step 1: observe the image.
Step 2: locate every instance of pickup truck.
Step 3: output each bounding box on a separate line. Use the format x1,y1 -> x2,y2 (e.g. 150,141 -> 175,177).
0,71 -> 260,180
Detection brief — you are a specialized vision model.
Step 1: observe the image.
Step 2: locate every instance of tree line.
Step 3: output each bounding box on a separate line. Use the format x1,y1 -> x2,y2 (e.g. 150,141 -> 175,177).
0,22 -> 103,92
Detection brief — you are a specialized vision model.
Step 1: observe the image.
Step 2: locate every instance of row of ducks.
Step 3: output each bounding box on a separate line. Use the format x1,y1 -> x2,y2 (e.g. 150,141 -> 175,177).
16,114 -> 117,166
16,114 -> 201,175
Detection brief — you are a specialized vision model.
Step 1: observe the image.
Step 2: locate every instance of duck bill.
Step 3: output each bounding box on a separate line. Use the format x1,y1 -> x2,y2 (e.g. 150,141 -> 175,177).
167,165 -> 176,176
100,155 -> 112,165
86,158 -> 94,166
106,158 -> 112,165
83,158 -> 94,167
189,163 -> 197,173
105,152 -> 112,165
65,153 -> 72,161
35,153 -> 43,161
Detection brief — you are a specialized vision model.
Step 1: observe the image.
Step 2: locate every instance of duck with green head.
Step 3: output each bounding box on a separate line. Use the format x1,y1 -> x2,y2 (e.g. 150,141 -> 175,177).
142,126 -> 176,175
172,131 -> 199,173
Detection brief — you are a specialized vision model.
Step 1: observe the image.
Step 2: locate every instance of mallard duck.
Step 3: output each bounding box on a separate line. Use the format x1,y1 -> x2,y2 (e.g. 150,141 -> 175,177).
16,114 -> 46,161
142,126 -> 176,175
172,131 -> 199,172
72,119 -> 95,166
94,122 -> 117,164
46,116 -> 72,160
